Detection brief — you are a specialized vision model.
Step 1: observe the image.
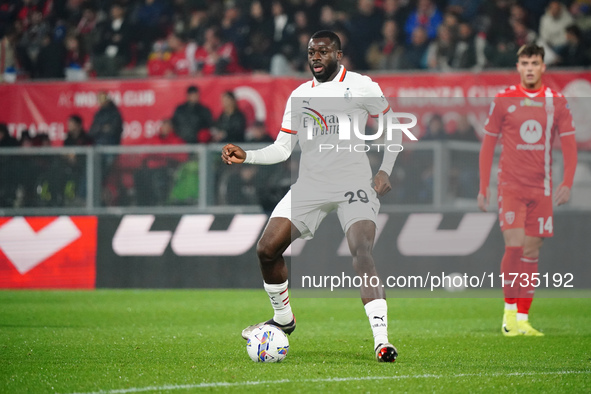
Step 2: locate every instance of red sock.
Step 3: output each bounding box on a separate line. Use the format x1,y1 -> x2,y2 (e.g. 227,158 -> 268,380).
501,246 -> 523,302
517,256 -> 538,314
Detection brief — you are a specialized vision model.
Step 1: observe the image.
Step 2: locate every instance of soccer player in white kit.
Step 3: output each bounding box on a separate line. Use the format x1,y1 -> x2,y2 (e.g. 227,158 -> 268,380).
222,30 -> 402,362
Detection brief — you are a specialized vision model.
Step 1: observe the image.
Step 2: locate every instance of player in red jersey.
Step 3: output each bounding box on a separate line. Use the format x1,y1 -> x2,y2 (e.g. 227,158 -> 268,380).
478,43 -> 578,336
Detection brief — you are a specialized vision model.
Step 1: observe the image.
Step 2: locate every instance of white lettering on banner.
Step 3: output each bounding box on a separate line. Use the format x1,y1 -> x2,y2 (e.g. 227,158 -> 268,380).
71,90 -> 155,108
112,215 -> 172,256
397,213 -> 497,256
0,217 -> 81,274
110,213 -> 499,257
8,122 -> 66,140
171,215 -> 268,256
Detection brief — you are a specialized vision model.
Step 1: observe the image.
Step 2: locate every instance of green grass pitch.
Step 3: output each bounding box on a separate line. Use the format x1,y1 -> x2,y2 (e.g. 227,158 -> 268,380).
1,290 -> 590,393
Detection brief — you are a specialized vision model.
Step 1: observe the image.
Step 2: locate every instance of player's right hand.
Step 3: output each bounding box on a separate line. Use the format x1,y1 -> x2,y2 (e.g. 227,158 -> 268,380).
221,144 -> 246,165
477,188 -> 490,212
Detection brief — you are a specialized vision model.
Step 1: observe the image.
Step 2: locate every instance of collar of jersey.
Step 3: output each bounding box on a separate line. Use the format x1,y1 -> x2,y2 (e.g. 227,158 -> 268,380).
312,65 -> 347,87
518,84 -> 546,98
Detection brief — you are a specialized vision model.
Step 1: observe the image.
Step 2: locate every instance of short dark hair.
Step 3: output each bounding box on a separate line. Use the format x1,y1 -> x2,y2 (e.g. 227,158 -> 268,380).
517,43 -> 545,61
310,30 -> 341,50
69,114 -> 83,125
187,85 -> 199,94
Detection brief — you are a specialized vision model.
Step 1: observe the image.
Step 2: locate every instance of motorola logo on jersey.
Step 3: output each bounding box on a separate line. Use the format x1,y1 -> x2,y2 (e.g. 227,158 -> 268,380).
519,119 -> 543,143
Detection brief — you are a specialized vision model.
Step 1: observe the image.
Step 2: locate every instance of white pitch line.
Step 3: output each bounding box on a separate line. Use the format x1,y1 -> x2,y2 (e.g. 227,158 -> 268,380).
69,370 -> 591,394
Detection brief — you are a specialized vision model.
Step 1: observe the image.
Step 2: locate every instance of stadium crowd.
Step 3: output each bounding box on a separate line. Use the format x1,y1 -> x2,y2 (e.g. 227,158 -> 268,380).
1,0 -> 590,81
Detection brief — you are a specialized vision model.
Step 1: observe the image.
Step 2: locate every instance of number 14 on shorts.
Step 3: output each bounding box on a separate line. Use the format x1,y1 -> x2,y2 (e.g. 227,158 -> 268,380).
538,216 -> 553,234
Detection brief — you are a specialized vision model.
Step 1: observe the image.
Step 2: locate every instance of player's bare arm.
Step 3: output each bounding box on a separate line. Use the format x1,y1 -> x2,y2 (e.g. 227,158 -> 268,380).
221,143 -> 246,165
373,170 -> 392,197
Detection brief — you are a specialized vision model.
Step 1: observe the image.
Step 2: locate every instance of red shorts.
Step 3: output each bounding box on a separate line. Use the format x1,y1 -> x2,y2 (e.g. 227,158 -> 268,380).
497,186 -> 554,237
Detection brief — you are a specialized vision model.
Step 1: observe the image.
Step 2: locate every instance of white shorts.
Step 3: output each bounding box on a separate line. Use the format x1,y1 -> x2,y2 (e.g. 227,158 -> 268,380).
270,183 -> 380,240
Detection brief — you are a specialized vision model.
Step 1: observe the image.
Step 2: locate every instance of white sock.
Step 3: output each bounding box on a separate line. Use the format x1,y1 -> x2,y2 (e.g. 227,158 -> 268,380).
263,280 -> 293,325
505,303 -> 517,311
517,313 -> 528,322
364,299 -> 388,349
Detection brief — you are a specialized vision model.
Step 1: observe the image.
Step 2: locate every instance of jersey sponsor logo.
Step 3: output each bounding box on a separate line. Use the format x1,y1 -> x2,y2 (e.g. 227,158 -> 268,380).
505,211 -> 515,225
519,119 -> 543,143
508,105 -> 516,113
520,98 -> 543,107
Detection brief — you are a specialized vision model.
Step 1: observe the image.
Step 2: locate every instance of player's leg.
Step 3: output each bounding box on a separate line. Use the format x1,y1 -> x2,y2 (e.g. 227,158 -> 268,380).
242,217 -> 299,339
346,220 -> 396,362
500,228 -> 525,336
516,236 -> 544,336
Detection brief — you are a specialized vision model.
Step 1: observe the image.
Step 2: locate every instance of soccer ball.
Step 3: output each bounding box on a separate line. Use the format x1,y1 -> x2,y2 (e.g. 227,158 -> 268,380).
246,324 -> 289,362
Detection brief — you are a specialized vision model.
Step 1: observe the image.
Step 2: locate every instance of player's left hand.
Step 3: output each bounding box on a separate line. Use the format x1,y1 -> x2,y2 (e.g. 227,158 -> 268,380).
554,184 -> 571,206
373,171 -> 391,197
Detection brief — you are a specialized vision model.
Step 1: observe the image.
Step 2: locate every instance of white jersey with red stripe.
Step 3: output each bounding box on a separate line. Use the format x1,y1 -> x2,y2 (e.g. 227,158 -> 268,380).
483,84 -> 575,195
245,65 -> 392,190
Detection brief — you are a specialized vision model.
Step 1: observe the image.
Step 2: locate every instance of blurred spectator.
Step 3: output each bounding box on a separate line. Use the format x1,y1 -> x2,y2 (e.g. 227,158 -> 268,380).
194,25 -> 243,75
270,0 -> 296,57
187,8 -> 209,46
318,5 -> 338,32
88,91 -> 123,146
480,0 -> 513,47
451,22 -> 480,69
441,10 -> 460,37
63,114 -> 93,204
0,123 -> 18,147
570,1 -> 591,33
512,20 -> 537,48
75,5 -> 99,61
93,2 -> 132,77
426,24 -> 456,71
349,0 -> 383,70
36,33 -> 66,79
247,0 -> 273,40
539,1 -> 574,51
0,26 -> 19,82
367,19 -> 405,70
64,114 -> 93,146
382,0 -> 411,42
18,9 -> 50,76
133,0 -> 171,64
134,119 -> 188,206
421,114 -> 447,140
221,2 -> 249,56
147,39 -> 171,77
221,165 -> 260,205
246,120 -> 274,143
557,24 -> 590,67
172,85 -> 213,144
166,31 -> 197,76
242,29 -> 273,72
447,0 -> 485,22
487,40 -> 518,68
212,91 -> 246,143
334,25 -> 358,70
449,115 -> 478,142
0,123 -> 19,207
64,33 -> 91,80
400,26 -> 429,69
404,0 -> 443,43
287,28 -> 313,73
